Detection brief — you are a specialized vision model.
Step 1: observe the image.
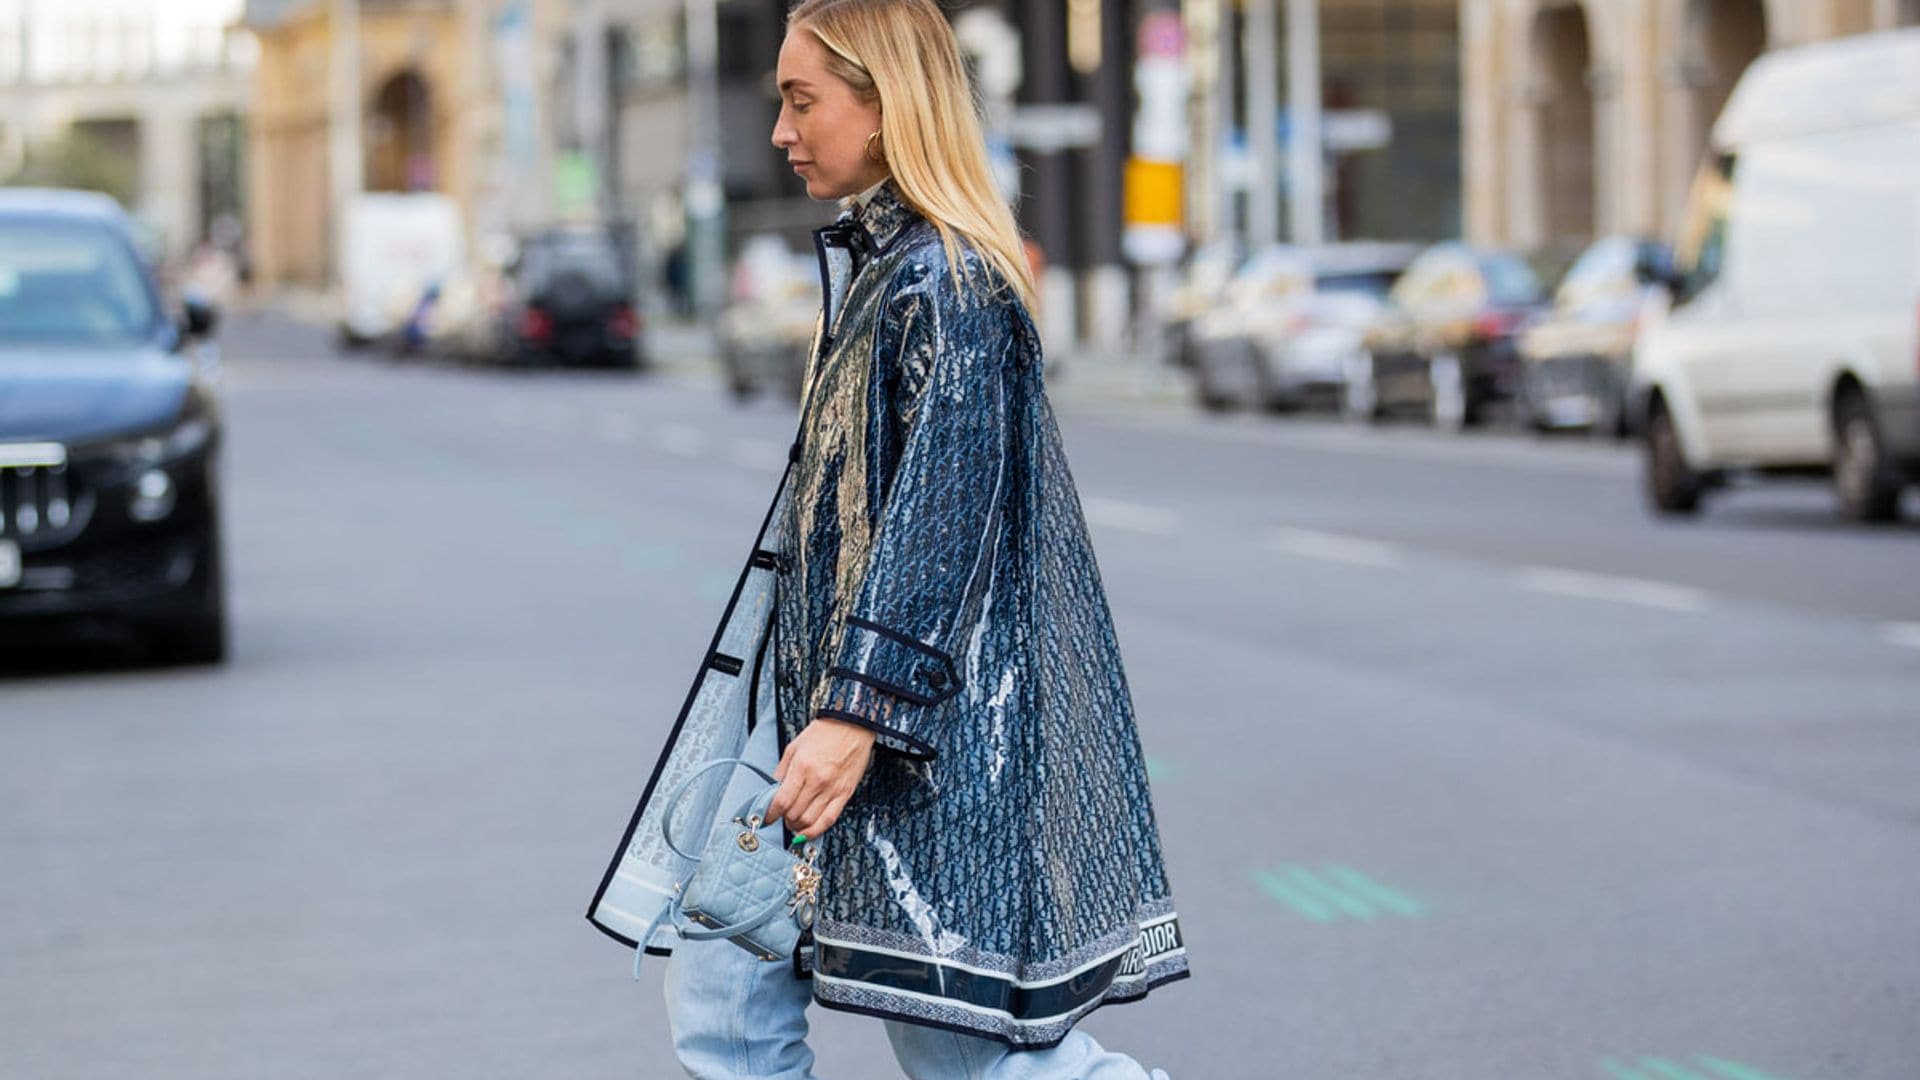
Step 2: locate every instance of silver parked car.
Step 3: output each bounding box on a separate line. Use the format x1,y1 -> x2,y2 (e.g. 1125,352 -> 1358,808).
1188,243 -> 1418,412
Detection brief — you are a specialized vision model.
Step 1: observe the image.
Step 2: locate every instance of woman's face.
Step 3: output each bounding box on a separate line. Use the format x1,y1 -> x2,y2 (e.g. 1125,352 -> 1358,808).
772,27 -> 889,201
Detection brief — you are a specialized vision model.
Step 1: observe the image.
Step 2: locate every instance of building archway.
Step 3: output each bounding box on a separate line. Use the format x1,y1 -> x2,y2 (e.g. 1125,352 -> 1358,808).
366,69 -> 436,192
1531,4 -> 1596,247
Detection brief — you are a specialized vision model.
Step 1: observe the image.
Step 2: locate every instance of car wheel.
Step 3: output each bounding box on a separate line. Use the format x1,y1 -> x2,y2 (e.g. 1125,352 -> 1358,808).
1192,340 -> 1237,412
1429,351 -> 1468,433
1643,401 -> 1703,516
1342,352 -> 1382,423
1833,389 -> 1903,523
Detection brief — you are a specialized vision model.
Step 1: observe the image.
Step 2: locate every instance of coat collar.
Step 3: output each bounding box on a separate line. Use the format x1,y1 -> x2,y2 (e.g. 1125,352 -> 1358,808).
817,179 -> 916,264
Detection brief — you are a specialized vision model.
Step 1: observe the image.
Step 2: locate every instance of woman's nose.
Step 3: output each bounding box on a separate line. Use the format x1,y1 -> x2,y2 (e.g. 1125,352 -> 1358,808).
772,115 -> 796,150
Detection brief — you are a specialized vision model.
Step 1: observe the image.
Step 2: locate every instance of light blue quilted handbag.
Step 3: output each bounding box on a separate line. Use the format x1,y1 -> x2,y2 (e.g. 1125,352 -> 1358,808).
634,758 -> 821,976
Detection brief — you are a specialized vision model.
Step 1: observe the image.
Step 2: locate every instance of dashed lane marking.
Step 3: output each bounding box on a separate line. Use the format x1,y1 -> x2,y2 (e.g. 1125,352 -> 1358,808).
1266,527 -> 1406,568
1080,497 -> 1181,536
1516,567 -> 1710,614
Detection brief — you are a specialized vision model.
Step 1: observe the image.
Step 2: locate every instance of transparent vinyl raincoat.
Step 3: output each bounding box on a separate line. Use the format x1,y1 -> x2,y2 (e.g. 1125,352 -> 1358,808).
589,183 -> 1187,1048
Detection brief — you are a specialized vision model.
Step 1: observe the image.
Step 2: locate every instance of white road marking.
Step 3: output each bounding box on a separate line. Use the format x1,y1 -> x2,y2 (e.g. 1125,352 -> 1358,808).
1515,567 -> 1709,614
1266,527 -> 1407,568
656,425 -> 709,457
1882,623 -> 1920,650
1081,497 -> 1181,536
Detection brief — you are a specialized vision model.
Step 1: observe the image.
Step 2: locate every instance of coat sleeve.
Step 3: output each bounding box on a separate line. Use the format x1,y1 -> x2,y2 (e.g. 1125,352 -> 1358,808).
807,261 -> 1016,760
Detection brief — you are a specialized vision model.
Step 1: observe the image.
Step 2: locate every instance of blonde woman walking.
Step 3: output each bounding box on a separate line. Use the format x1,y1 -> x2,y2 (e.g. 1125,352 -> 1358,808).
589,2 -> 1185,1075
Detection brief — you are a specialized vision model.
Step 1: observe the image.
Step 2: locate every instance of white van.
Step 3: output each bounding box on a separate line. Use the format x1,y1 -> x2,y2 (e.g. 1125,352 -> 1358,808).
1632,29 -> 1920,521
336,192 -> 466,347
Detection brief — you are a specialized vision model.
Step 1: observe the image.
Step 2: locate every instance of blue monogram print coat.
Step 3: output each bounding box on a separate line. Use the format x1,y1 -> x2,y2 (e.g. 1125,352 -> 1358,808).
588,183 -> 1186,1048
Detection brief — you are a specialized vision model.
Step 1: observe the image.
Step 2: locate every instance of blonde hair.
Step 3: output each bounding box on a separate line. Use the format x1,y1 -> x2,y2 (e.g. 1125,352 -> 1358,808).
788,0 -> 1036,312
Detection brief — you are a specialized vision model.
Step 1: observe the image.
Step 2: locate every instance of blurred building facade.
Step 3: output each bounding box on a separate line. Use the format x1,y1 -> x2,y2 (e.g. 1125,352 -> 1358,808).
1462,0 -> 1920,259
0,0 -> 252,256
242,0 -> 579,287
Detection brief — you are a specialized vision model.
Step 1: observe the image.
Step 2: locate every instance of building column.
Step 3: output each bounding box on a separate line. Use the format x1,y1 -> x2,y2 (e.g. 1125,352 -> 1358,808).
1612,0 -> 1661,237
1502,2 -> 1544,250
1460,0 -> 1503,247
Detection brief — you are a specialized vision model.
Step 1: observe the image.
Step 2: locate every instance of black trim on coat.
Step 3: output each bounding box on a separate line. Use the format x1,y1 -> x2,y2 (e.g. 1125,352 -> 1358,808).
829,616 -> 962,706
585,463 -> 794,948
814,707 -> 937,761
809,968 -> 1192,1053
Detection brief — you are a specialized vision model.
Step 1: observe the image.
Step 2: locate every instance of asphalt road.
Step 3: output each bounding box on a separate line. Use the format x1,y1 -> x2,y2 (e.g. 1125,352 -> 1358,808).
4,310 -> 1917,1080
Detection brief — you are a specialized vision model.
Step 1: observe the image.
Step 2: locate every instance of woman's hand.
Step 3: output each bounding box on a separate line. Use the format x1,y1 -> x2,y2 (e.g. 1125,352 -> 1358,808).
767,717 -> 877,839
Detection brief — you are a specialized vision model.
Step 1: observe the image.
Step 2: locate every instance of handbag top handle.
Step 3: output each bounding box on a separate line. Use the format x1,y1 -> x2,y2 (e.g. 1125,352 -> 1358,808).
659,757 -> 781,863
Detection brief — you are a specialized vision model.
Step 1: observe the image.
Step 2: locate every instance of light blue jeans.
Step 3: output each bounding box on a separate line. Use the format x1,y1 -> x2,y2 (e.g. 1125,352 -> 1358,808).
661,720 -> 1168,1080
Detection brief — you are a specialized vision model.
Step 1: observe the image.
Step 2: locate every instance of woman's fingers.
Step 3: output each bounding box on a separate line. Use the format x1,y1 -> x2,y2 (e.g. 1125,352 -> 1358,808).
790,789 -> 848,838
766,776 -> 803,826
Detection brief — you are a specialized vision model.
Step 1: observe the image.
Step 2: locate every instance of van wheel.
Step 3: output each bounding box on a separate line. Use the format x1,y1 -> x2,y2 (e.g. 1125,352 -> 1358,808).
1833,390 -> 1903,523
1643,403 -> 1702,516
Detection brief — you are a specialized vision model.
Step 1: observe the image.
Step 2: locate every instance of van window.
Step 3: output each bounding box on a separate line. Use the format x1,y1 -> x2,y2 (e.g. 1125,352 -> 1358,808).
1673,152 -> 1736,305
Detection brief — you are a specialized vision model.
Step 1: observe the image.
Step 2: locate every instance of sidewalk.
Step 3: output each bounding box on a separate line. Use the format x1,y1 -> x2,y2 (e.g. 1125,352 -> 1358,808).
645,316 -> 1190,410
247,292 -> 1192,411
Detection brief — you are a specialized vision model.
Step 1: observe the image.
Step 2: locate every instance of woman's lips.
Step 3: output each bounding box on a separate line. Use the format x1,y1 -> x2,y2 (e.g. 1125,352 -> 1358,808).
791,160 -> 812,173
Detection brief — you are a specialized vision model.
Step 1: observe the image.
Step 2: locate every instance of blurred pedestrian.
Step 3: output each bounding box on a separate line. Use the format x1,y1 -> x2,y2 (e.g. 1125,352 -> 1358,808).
590,1 -> 1186,1076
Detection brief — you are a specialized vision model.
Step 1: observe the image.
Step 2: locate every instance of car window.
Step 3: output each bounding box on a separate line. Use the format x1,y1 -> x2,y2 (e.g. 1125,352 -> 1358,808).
0,221 -> 158,345
1388,252 -> 1448,308
1478,255 -> 1542,306
1554,238 -> 1634,310
520,237 -> 625,291
1316,270 -> 1396,298
1673,152 -> 1736,304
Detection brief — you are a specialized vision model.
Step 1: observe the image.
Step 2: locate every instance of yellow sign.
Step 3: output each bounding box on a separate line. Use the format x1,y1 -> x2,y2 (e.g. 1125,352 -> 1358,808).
1124,159 -> 1183,228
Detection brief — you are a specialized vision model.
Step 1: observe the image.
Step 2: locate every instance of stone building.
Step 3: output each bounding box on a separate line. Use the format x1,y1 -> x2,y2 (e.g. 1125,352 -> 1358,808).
1461,0 -> 1920,258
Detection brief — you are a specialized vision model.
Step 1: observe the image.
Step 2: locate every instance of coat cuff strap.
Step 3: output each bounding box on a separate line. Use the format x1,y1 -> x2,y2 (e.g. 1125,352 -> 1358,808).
826,616 -> 962,707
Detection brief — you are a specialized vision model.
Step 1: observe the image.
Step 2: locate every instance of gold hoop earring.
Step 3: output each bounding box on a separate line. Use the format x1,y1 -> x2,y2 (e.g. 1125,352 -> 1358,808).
865,130 -> 886,165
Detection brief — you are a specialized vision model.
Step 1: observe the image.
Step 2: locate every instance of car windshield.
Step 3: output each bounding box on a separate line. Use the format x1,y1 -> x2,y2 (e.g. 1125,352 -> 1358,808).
1479,255 -> 1542,306
0,220 -> 158,345
1316,270 -> 1397,298
522,237 -> 625,290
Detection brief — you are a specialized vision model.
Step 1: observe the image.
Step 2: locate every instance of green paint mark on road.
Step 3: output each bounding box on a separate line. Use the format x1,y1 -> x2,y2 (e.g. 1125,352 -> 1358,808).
1251,870 -> 1339,922
1251,864 -> 1425,923
1640,1058 -> 1714,1080
1322,864 -> 1428,919
1279,866 -> 1377,920
1143,756 -> 1169,781
1598,1058 -> 1793,1080
1697,1058 -> 1791,1080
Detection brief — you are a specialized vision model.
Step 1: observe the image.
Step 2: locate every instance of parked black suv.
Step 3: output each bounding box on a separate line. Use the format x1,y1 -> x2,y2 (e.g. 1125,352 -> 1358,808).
0,189 -> 227,664
498,227 -> 642,368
